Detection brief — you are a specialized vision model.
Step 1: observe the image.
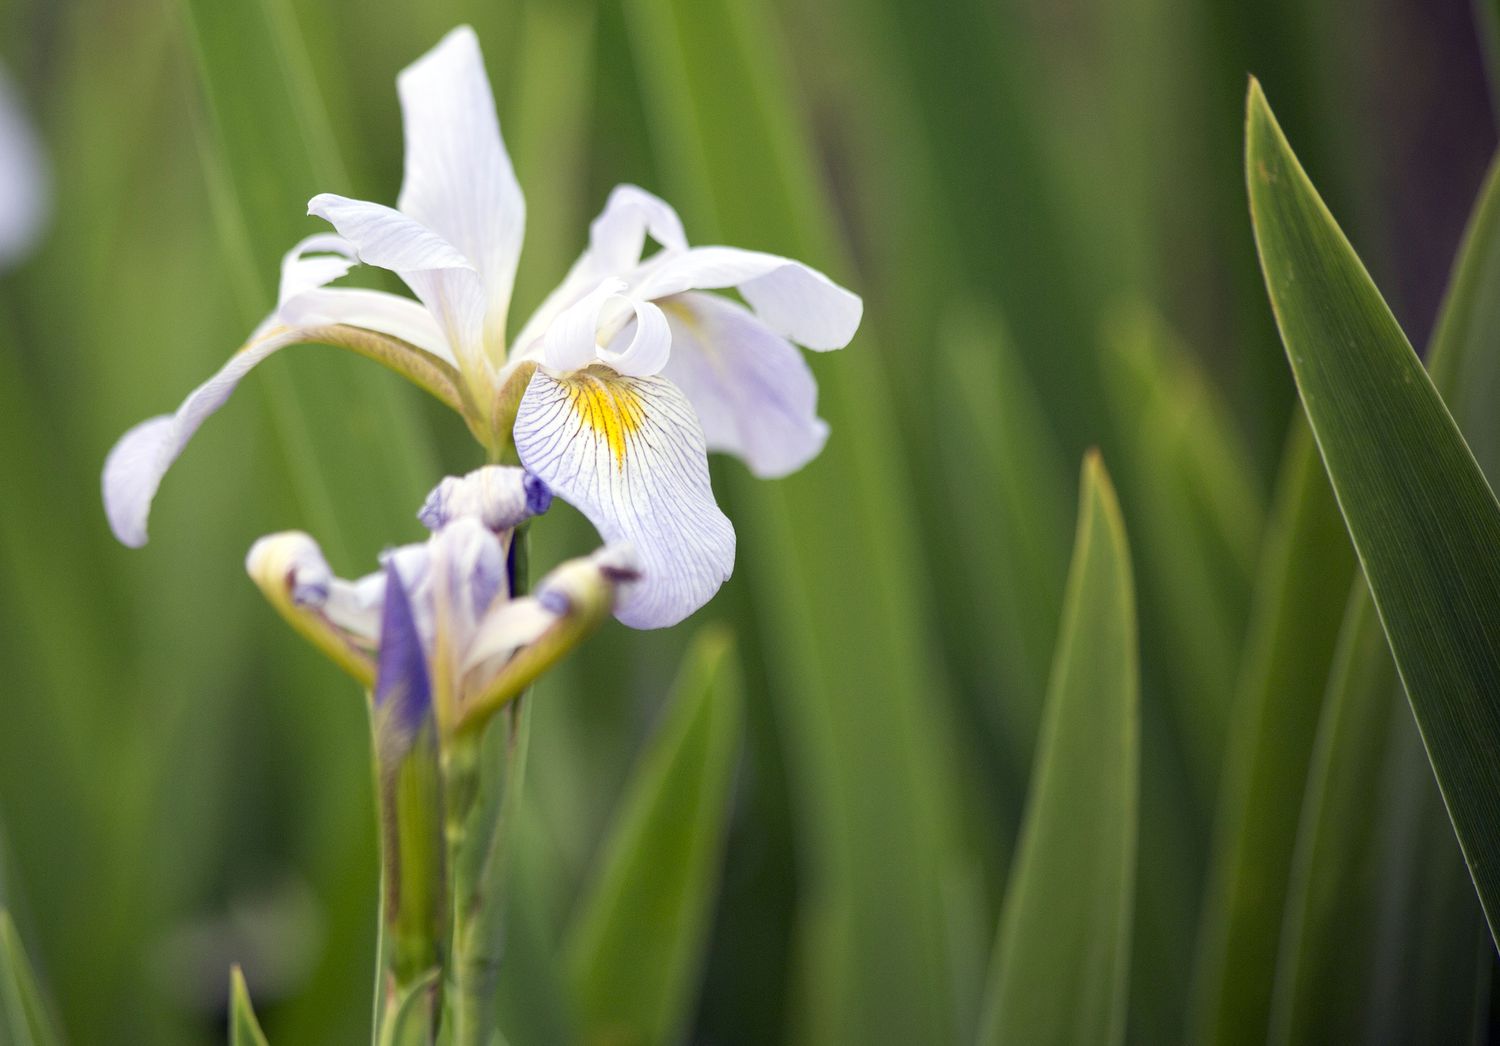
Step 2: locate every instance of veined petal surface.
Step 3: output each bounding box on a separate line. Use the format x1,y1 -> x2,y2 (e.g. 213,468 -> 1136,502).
636,246 -> 862,350
659,292 -> 828,477
513,367 -> 734,628
396,25 -> 524,343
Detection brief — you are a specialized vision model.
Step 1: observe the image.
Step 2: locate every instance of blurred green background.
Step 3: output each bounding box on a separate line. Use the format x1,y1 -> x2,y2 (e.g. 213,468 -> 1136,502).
1,0 -> 1496,1043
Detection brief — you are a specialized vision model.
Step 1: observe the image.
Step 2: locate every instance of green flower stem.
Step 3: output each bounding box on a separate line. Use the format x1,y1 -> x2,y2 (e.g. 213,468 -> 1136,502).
445,528 -> 534,1046
373,718 -> 449,1043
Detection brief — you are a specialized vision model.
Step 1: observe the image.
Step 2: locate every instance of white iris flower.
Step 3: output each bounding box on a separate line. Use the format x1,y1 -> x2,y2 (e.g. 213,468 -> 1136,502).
104,25 -> 861,628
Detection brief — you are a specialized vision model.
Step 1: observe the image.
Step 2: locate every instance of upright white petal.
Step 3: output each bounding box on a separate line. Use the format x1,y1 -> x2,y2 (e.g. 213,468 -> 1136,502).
660,293 -> 829,478
636,246 -> 862,350
513,368 -> 734,629
0,65 -> 47,268
396,25 -> 524,345
587,184 -> 687,273
307,193 -> 488,363
511,184 -> 685,360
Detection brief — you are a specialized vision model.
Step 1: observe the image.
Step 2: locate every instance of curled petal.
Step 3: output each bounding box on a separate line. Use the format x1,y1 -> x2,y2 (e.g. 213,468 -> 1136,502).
104,326 -> 304,548
660,292 -> 828,477
246,531 -> 332,606
418,465 -> 551,532
102,317 -> 464,549
588,184 -> 687,273
544,279 -> 671,377
245,531 -> 375,685
636,246 -> 862,350
514,367 -> 734,629
510,185 -> 685,361
396,25 -> 524,338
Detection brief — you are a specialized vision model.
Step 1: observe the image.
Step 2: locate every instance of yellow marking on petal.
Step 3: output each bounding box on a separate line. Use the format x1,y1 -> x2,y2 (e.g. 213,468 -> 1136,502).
562,366 -> 644,469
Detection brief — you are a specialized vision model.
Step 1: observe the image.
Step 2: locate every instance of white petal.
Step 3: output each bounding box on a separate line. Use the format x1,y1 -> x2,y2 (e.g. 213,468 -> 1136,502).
427,516 -> 507,665
396,25 -> 524,340
587,184 -> 687,273
660,293 -> 828,478
463,596 -> 559,682
275,234 -> 456,364
0,65 -> 48,267
308,193 -> 487,361
511,184 -> 686,361
635,246 -> 862,350
325,573 -> 387,642
245,531 -> 333,606
543,278 -> 672,377
513,368 -> 734,629
276,233 -> 357,305
103,326 -> 307,548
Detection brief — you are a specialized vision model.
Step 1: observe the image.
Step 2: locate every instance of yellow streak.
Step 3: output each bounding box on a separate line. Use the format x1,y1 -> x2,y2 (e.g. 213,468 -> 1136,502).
563,367 -> 644,469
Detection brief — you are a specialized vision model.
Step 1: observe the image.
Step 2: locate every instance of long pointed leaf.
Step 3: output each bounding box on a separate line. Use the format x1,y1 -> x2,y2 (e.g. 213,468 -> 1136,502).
1188,417 -> 1353,1045
229,965 -> 271,1046
1247,79 -> 1500,940
979,453 -> 1139,1046
566,628 -> 743,1046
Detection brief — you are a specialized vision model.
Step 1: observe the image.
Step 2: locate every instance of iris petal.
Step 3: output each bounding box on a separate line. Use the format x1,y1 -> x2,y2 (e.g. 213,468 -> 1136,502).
513,367 -> 734,629
660,292 -> 829,478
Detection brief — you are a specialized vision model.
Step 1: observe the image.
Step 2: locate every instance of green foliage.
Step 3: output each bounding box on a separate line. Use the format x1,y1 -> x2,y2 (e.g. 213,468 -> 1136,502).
566,628 -> 743,1046
228,967 -> 271,1046
5,0 -> 1500,1043
0,912 -> 62,1046
1247,79 -> 1500,941
1189,419 -> 1354,1045
978,455 -> 1139,1046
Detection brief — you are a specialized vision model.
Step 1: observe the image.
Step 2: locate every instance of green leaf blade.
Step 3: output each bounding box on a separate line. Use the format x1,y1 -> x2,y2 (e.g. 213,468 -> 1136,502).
1188,417 -> 1355,1046
979,453 -> 1139,1046
566,628 -> 744,1046
1246,79 -> 1500,940
0,911 -> 62,1046
229,965 -> 271,1046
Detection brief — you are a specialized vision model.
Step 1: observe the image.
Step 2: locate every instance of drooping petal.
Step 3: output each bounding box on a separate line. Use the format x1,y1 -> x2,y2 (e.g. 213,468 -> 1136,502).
103,237 -> 464,548
307,193 -> 488,363
418,466 -> 551,532
103,325 -> 308,548
513,367 -> 734,628
0,65 -> 48,267
396,25 -> 524,343
373,559 -> 434,748
635,246 -> 862,350
659,292 -> 828,477
510,185 -> 685,361
543,278 -> 672,377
